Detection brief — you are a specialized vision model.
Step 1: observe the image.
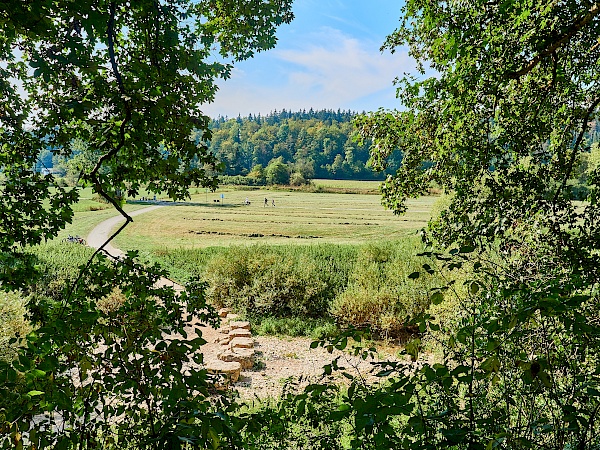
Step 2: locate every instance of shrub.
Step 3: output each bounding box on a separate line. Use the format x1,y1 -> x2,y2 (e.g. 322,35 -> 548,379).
330,240 -> 440,338
202,244 -> 357,319
252,316 -> 339,339
96,287 -> 127,314
0,291 -> 31,361
24,242 -> 96,323
204,246 -> 332,318
289,171 -> 308,186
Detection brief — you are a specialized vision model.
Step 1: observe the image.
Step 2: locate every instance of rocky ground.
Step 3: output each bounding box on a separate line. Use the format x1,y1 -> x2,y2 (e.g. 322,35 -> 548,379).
193,310 -> 404,400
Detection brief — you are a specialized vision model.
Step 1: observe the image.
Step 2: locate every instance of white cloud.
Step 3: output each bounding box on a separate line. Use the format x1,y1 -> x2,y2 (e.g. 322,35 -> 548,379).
201,27 -> 414,118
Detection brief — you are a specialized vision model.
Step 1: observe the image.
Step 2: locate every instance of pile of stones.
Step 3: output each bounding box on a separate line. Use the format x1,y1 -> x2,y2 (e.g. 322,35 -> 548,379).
206,308 -> 255,387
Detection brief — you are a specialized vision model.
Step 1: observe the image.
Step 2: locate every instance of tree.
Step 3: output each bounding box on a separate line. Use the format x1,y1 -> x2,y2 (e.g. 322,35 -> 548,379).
0,1 -> 292,448
265,156 -> 290,185
348,1 -> 600,447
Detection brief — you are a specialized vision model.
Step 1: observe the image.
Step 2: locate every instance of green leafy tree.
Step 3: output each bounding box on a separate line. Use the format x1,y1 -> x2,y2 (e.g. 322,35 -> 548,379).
0,0 -> 292,448
347,1 -> 600,448
265,156 -> 290,185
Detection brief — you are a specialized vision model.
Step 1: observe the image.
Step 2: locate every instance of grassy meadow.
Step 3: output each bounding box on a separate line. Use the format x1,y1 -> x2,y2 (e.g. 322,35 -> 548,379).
48,181 -> 450,338
112,186 -> 435,253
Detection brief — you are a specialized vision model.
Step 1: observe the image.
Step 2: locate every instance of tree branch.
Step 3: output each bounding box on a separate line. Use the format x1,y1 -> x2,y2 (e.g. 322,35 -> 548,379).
553,95 -> 600,203
505,3 -> 600,79
64,2 -> 135,308
88,1 -> 132,180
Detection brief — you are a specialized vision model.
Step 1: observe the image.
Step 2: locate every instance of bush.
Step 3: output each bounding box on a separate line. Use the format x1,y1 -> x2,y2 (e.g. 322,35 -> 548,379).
252,316 -> 339,339
24,242 -> 96,323
289,171 -> 308,186
0,291 -> 31,361
150,241 -> 456,338
330,241 -> 440,338
204,246 -> 335,318
202,244 -> 357,318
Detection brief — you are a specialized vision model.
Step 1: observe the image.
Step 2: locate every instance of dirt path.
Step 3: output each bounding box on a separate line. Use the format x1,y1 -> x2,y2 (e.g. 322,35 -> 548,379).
87,205 -> 164,257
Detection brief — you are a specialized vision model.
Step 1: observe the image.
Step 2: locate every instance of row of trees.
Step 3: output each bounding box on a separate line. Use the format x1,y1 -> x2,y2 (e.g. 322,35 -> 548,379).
38,109 -> 400,186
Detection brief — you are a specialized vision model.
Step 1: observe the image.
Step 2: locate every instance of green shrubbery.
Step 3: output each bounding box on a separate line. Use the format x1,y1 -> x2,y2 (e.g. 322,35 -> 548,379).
149,239 -> 447,338
203,245 -> 351,318
24,242 -> 96,323
331,242 -> 437,337
0,291 -> 31,361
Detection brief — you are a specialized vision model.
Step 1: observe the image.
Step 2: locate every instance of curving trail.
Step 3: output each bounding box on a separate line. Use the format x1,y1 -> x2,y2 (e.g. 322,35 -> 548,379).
86,205 -> 164,257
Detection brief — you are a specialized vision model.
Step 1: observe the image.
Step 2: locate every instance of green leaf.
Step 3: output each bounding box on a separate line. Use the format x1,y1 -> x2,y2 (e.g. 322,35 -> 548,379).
431,292 -> 444,304
27,390 -> 45,397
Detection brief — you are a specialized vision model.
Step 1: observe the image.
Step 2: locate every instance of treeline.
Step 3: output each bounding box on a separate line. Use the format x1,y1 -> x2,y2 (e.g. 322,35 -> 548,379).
201,109 -> 402,183
34,113 -> 600,189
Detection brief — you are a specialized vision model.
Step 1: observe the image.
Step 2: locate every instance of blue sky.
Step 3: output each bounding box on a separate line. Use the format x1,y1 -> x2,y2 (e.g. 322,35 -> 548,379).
202,0 -> 413,118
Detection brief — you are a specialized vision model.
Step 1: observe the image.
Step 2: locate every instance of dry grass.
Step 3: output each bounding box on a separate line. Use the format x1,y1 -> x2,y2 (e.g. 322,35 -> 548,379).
113,188 -> 436,252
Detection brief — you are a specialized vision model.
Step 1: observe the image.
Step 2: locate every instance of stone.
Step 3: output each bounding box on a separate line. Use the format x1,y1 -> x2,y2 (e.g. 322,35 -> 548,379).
229,321 -> 251,331
218,308 -> 231,318
214,334 -> 231,344
230,337 -> 254,349
218,348 -> 255,370
218,325 -> 231,334
206,360 -> 241,383
229,328 -> 252,338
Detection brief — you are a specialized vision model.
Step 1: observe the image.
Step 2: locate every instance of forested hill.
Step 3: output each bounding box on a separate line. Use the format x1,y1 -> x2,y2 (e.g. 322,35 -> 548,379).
204,109 -> 402,181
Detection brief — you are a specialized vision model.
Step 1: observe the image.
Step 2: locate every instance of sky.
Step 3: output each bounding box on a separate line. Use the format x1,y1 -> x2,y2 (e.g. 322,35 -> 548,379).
201,0 -> 413,119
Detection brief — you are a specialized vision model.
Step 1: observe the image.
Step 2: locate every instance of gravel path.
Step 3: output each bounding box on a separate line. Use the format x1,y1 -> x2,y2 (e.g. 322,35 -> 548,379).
86,205 -> 164,257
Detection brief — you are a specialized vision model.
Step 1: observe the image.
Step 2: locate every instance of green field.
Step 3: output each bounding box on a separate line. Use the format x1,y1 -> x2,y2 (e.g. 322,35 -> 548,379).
311,178 -> 382,192
112,188 -> 437,253
54,186 -> 168,240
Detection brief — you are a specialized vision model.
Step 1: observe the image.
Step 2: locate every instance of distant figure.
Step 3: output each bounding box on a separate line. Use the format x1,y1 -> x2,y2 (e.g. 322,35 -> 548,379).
264,197 -> 268,207
272,199 -> 275,207
244,197 -> 250,205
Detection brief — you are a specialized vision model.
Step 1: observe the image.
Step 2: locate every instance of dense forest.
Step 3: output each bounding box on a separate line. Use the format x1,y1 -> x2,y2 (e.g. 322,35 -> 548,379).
38,109 -> 402,185
201,109 -> 404,183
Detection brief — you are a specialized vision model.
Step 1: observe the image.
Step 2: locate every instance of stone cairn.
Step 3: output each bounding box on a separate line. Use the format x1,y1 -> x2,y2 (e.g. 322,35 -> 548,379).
206,308 -> 255,387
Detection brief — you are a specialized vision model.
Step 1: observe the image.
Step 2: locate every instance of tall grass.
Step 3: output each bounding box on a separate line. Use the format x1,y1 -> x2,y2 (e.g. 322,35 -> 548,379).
23,242 -> 97,323
330,240 -> 439,338
202,244 -> 357,318
145,238 -> 444,337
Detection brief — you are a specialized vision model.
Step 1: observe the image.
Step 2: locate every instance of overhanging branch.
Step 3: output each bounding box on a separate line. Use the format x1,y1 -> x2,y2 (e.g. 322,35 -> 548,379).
506,3 -> 600,80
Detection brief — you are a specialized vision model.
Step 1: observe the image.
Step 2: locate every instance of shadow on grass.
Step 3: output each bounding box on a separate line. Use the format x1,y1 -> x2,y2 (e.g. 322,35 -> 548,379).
127,200 -> 246,208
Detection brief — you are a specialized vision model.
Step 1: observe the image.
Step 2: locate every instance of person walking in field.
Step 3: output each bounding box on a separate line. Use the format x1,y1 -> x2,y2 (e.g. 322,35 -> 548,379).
272,199 -> 275,207
264,197 -> 268,207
